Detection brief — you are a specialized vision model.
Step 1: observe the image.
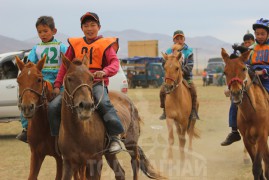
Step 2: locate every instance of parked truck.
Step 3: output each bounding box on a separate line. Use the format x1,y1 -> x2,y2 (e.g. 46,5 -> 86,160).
121,56 -> 164,88
205,57 -> 225,86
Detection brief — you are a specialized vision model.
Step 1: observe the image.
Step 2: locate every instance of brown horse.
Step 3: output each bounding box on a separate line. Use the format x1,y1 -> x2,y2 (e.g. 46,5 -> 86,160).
162,46 -> 199,161
221,48 -> 269,180
58,54 -> 164,180
15,55 -> 63,180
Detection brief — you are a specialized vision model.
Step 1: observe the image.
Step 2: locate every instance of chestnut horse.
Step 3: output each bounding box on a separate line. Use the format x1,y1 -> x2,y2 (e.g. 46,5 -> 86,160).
221,48 -> 269,180
15,55 -> 63,180
162,46 -> 199,161
58,54 -> 164,180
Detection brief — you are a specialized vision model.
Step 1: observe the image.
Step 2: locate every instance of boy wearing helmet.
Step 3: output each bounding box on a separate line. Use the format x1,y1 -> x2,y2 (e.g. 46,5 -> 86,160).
221,19 -> 269,146
159,30 -> 199,121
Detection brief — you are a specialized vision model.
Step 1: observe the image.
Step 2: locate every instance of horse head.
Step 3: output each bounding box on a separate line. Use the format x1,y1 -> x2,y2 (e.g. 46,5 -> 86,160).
62,53 -> 95,121
162,44 -> 183,93
221,48 -> 251,104
16,55 -> 52,118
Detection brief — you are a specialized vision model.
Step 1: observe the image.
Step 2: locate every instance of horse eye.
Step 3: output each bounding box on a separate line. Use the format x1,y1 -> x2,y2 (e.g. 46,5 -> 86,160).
67,76 -> 72,82
175,67 -> 179,71
243,67 -> 247,72
37,78 -> 42,83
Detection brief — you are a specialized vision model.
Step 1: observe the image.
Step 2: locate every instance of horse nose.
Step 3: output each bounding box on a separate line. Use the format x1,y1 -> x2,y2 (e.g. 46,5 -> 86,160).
78,101 -> 94,111
21,104 -> 35,115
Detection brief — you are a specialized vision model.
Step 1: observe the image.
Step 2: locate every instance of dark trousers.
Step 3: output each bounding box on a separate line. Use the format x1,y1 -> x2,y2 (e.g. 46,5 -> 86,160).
229,102 -> 238,128
93,83 -> 124,136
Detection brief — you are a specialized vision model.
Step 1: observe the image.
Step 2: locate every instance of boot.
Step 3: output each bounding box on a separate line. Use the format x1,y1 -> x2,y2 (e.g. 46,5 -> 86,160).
189,82 -> 199,120
16,129 -> 28,143
221,131 -> 241,146
108,135 -> 122,154
159,108 -> 166,120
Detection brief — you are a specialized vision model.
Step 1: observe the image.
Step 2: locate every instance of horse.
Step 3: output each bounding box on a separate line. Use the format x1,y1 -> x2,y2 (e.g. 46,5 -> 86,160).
58,54 -> 164,180
221,48 -> 269,180
15,55 -> 63,180
161,45 -> 200,161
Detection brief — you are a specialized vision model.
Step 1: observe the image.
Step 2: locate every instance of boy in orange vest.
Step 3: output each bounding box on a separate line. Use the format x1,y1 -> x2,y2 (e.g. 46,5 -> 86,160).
53,12 -> 124,154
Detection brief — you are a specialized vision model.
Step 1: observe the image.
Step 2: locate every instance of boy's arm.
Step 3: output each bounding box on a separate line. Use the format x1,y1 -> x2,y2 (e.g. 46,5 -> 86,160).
27,46 -> 38,63
102,46 -> 119,77
182,53 -> 194,76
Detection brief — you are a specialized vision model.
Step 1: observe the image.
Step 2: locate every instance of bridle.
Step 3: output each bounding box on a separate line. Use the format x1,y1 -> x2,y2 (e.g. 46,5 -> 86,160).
63,79 -> 105,111
18,77 -> 48,110
163,57 -> 183,94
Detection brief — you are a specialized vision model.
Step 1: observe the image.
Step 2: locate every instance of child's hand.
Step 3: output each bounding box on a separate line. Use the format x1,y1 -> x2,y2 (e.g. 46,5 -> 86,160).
53,88 -> 60,98
224,89 -> 230,97
255,70 -> 264,76
93,71 -> 106,78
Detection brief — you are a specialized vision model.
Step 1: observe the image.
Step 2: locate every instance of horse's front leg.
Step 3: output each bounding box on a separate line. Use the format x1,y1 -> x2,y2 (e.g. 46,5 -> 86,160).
166,117 -> 174,159
54,155 -> 63,180
176,125 -> 186,161
86,157 -> 103,180
62,158 -> 74,180
28,151 -> 45,180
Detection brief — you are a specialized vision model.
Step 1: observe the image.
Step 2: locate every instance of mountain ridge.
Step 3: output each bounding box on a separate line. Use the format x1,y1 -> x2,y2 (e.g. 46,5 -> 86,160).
0,29 -> 232,68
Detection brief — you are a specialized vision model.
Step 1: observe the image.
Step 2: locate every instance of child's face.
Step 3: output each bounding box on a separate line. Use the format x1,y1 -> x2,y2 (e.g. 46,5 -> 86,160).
81,20 -> 100,41
254,28 -> 268,44
173,35 -> 185,46
36,24 -> 56,43
243,39 -> 254,48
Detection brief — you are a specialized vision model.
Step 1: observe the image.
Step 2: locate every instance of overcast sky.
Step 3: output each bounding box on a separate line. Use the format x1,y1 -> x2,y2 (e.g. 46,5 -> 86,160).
0,0 -> 268,44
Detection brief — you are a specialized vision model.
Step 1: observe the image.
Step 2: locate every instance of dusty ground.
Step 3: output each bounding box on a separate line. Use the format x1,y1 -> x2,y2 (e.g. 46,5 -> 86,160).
0,78 -> 254,180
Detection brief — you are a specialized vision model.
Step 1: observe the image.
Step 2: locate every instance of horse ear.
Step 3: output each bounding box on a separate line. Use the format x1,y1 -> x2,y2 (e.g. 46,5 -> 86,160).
61,52 -> 71,69
240,50 -> 251,63
15,56 -> 25,71
82,54 -> 89,67
161,52 -> 168,61
221,48 -> 229,64
177,51 -> 183,61
36,54 -> 46,71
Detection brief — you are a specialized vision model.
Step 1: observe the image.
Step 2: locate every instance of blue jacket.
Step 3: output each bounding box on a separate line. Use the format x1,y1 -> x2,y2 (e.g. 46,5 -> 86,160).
28,38 -> 68,86
166,44 -> 194,80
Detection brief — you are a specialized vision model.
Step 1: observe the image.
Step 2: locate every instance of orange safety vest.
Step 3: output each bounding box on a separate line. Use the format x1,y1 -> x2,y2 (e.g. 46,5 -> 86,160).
250,44 -> 269,65
68,37 -> 119,70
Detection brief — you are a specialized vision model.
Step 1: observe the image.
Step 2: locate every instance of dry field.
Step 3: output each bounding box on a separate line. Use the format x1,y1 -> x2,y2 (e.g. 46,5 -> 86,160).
0,78 -> 254,180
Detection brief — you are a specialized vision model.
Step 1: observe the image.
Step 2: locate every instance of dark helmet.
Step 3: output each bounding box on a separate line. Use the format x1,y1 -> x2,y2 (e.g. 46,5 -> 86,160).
252,18 -> 269,32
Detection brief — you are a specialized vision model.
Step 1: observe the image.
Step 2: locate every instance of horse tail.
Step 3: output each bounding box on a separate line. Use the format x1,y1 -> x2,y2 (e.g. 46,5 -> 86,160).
187,120 -> 201,139
138,146 -> 166,179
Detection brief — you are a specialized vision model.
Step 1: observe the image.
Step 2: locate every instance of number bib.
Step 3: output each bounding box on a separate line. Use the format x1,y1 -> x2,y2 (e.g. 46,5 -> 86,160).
36,42 -> 61,69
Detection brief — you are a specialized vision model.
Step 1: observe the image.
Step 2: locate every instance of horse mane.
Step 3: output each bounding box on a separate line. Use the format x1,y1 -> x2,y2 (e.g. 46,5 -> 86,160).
25,62 -> 36,68
72,58 -> 83,65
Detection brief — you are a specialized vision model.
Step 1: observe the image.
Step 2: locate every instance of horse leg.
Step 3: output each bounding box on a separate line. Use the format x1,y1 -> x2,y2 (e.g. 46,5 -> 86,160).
252,137 -> 266,180
28,152 -> 45,180
176,126 -> 186,161
166,118 -> 174,159
125,145 -> 139,180
104,154 -> 125,180
54,155 -> 63,180
187,120 -> 196,152
62,158 -> 75,180
86,158 -> 103,180
263,144 -> 269,180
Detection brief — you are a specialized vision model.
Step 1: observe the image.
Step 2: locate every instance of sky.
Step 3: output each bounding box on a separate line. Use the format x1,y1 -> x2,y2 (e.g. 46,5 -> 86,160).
0,0 -> 268,44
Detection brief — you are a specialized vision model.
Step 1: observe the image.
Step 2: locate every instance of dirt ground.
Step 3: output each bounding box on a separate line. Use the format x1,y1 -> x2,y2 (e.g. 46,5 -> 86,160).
0,78 -> 254,180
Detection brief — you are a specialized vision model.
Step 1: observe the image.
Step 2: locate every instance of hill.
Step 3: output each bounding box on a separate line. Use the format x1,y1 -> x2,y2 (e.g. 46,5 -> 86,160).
0,30 -> 232,68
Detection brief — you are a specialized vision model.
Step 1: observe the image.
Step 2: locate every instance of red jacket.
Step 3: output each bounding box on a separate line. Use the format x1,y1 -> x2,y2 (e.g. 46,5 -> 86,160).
54,36 -> 119,88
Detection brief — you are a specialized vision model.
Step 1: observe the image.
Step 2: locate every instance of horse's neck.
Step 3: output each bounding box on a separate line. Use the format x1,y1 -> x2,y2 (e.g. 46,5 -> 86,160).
241,75 -> 269,110
28,105 -> 49,133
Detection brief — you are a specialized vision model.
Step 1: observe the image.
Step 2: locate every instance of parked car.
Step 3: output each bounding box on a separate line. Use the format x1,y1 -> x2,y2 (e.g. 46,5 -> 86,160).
0,50 -> 128,122
108,63 -> 128,94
